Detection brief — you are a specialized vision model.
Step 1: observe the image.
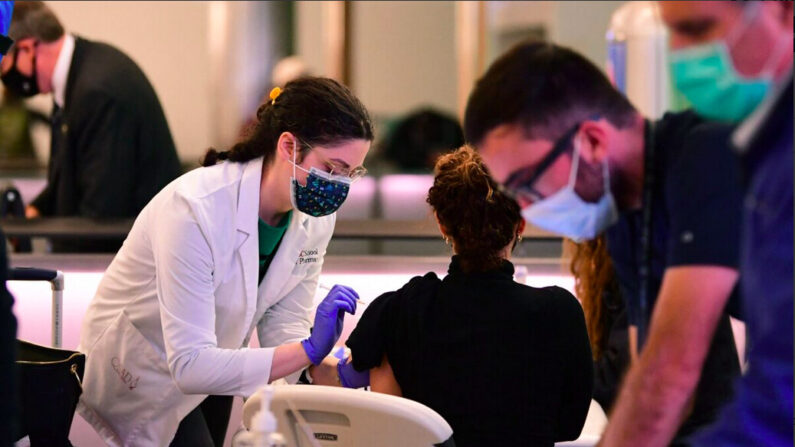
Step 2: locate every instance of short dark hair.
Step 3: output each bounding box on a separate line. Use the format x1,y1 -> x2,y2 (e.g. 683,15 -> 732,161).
203,77 -> 373,166
8,1 -> 64,43
464,41 -> 636,145
382,108 -> 464,171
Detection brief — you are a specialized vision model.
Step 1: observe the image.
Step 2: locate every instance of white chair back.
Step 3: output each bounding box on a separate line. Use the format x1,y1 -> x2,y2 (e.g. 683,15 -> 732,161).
555,400 -> 608,447
243,385 -> 454,447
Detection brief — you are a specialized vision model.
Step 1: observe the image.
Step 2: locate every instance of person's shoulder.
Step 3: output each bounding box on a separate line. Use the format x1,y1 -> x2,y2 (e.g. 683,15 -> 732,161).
656,109 -> 704,136
669,125 -> 738,188
658,110 -> 735,160
529,286 -> 586,334
682,119 -> 736,155
163,163 -> 247,228
70,38 -> 154,104
512,283 -> 582,313
172,162 -> 244,201
395,272 -> 441,299
549,286 -> 584,313
78,38 -> 143,76
371,272 -> 441,309
404,271 -> 442,294
149,164 -> 247,251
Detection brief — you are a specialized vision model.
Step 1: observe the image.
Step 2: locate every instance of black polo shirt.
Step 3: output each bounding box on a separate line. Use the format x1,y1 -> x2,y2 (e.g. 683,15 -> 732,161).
606,110 -> 742,440
347,256 -> 593,447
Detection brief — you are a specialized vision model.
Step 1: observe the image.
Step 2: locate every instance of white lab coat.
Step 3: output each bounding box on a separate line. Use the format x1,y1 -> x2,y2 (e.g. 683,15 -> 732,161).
76,157 -> 334,446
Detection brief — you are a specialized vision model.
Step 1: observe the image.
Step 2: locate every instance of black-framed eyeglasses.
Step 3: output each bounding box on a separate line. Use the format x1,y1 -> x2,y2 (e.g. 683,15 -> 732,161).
502,122 -> 582,204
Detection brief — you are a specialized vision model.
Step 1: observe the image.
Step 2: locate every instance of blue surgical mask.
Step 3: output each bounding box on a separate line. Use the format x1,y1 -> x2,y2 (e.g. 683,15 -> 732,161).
670,2 -> 789,123
520,137 -> 618,242
289,147 -> 351,217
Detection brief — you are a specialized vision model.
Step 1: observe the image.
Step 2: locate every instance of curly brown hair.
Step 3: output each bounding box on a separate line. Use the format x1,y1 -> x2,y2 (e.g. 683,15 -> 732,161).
427,146 -> 522,273
564,236 -> 619,360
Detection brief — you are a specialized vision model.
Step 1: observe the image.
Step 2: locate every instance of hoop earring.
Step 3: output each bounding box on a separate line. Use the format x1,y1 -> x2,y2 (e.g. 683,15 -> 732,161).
444,236 -> 450,245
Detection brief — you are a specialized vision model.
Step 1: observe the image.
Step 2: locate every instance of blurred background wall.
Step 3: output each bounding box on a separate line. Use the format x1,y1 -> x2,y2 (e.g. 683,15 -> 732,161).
6,1 -> 627,170
23,1 -> 292,166
39,1 -> 213,164
349,1 -> 458,119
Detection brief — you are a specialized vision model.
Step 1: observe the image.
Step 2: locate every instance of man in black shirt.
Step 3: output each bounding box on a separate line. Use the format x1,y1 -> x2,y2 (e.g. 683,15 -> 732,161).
464,42 -> 742,446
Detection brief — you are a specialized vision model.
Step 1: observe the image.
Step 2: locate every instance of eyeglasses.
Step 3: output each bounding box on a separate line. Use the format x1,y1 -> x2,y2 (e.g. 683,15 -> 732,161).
502,122 -> 582,204
318,154 -> 368,181
297,138 -> 368,182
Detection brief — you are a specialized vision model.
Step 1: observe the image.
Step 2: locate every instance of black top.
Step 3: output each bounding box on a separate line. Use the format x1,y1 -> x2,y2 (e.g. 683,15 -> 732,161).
347,256 -> 593,447
607,110 -> 743,326
32,37 -> 181,252
605,110 -> 741,438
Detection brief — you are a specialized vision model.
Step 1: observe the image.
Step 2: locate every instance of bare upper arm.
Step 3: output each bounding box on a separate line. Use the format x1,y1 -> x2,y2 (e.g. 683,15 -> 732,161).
370,353 -> 402,396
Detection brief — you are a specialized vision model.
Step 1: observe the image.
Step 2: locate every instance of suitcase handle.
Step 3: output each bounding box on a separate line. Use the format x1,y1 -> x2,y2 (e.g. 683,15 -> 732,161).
8,268 -> 65,347
9,267 -> 59,283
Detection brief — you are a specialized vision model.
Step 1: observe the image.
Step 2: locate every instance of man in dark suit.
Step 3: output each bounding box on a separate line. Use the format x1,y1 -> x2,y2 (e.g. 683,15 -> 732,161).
1,1 -> 180,252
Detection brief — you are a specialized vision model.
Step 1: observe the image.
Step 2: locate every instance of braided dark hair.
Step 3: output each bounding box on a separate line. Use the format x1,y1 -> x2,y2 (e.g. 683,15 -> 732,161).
202,77 -> 374,167
427,146 -> 522,273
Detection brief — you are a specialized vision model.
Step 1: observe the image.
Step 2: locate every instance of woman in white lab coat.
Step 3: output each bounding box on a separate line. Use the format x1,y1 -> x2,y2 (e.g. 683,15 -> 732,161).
76,77 -> 373,447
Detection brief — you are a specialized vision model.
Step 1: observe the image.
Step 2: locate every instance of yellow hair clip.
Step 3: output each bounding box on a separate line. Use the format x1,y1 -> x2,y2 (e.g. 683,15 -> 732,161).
270,87 -> 282,105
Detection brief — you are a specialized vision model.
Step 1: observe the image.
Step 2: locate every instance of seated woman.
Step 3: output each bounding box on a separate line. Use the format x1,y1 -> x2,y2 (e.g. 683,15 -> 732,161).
344,147 -> 593,446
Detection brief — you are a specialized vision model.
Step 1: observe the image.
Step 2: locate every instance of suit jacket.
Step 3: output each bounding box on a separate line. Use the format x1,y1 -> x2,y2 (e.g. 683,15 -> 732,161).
32,37 -> 180,252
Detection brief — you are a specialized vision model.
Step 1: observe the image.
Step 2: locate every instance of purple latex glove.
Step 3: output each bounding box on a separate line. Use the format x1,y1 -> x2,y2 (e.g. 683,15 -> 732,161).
301,285 -> 358,365
337,356 -> 370,388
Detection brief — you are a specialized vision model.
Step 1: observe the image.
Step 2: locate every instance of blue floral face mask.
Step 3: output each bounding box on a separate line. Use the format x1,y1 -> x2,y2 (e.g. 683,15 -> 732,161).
289,146 -> 351,217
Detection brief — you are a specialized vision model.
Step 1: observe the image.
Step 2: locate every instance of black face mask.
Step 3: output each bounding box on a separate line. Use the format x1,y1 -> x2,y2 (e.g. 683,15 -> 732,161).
1,46 -> 40,98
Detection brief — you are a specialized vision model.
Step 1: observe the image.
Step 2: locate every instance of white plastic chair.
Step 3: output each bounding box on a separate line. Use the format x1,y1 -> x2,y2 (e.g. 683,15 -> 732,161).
242,385 -> 454,447
555,400 -> 608,447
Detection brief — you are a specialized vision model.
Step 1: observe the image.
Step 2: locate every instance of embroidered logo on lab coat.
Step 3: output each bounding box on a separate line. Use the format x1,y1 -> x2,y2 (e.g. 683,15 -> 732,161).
111,357 -> 140,391
297,248 -> 319,265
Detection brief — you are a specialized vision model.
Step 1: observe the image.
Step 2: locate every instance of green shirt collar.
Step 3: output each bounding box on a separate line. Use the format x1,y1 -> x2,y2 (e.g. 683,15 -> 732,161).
258,211 -> 292,256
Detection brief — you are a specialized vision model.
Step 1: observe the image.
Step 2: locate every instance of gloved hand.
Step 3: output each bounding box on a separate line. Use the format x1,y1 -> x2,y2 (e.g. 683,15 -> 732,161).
337,356 -> 370,388
301,285 -> 358,365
